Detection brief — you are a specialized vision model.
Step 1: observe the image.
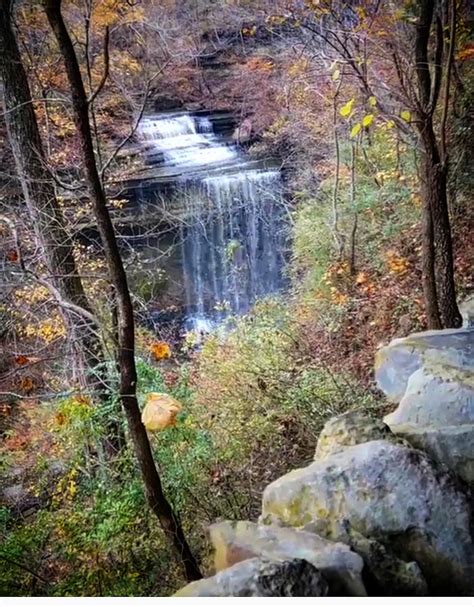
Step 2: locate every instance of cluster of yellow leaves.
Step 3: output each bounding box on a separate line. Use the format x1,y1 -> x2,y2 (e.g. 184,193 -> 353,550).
111,51 -> 141,76
53,467 -> 78,505
49,110 -> 75,138
92,0 -> 144,27
149,341 -> 171,360
15,285 -> 50,305
110,198 -> 128,209
321,262 -> 350,305
385,250 -> 410,276
23,313 -> 66,343
375,169 -> 407,185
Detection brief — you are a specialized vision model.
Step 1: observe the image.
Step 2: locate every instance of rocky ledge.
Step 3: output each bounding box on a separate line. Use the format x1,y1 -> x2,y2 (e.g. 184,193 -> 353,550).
175,325 -> 474,596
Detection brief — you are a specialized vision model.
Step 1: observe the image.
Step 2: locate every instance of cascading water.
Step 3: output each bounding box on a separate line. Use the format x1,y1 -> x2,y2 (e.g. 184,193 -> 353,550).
135,111 -> 287,331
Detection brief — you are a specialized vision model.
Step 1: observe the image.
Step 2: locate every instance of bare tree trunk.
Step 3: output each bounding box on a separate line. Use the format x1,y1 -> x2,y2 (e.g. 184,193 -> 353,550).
419,160 -> 442,330
348,141 -> 358,275
331,78 -> 344,259
43,0 -> 201,582
0,0 -> 107,395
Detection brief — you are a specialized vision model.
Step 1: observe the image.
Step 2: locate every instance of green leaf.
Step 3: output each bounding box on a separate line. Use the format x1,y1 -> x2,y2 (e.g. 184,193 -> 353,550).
401,110 -> 411,122
339,98 -> 355,118
368,96 -> 377,107
362,114 -> 374,127
351,123 -> 362,138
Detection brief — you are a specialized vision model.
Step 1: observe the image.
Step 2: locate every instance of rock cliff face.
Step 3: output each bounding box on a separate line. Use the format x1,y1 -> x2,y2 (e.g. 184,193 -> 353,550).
175,326 -> 474,596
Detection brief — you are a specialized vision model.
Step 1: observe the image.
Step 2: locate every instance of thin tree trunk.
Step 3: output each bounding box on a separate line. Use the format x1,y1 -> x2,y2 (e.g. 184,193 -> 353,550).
348,141 -> 357,275
43,0 -> 201,582
0,0 -> 107,395
419,156 -> 442,330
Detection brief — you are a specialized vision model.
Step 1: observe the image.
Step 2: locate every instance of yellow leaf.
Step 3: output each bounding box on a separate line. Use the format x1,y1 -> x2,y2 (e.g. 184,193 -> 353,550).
332,69 -> 340,81
339,98 -> 355,118
141,393 -> 182,432
386,119 -> 395,129
368,96 -> 377,107
351,123 -> 362,137
362,114 -> 374,127
401,110 -> 411,122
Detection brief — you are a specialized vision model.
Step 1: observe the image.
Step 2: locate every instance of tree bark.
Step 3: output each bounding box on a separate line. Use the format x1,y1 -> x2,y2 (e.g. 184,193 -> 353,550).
419,156 -> 442,329
419,119 -> 462,328
414,0 -> 461,329
43,0 -> 201,583
0,0 -> 108,394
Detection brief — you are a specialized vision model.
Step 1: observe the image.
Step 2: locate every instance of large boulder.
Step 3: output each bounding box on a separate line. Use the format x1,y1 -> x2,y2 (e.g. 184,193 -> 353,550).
377,328 -> 474,485
375,327 -> 473,403
315,410 -> 391,459
261,440 -> 474,595
209,520 -> 366,596
174,557 -> 328,597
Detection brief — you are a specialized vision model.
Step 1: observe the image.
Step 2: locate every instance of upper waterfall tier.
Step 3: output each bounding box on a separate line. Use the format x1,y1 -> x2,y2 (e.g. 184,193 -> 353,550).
137,113 -> 239,175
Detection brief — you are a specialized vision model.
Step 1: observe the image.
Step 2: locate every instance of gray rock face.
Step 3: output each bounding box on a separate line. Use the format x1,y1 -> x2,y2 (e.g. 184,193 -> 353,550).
315,410 -> 391,459
174,558 -> 329,597
209,520 -> 366,596
261,440 -> 474,594
377,328 -> 474,484
375,327 -> 473,403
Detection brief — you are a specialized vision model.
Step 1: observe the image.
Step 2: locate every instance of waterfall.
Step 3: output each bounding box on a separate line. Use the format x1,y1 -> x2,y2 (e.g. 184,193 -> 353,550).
136,112 -> 287,331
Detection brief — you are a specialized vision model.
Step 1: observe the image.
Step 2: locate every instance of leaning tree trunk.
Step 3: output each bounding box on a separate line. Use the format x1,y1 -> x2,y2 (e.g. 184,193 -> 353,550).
419,121 -> 462,329
43,0 -> 201,583
0,0 -> 108,395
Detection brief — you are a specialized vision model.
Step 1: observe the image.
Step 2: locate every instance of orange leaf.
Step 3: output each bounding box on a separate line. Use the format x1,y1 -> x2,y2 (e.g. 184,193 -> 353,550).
149,342 -> 171,360
15,355 -> 29,366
